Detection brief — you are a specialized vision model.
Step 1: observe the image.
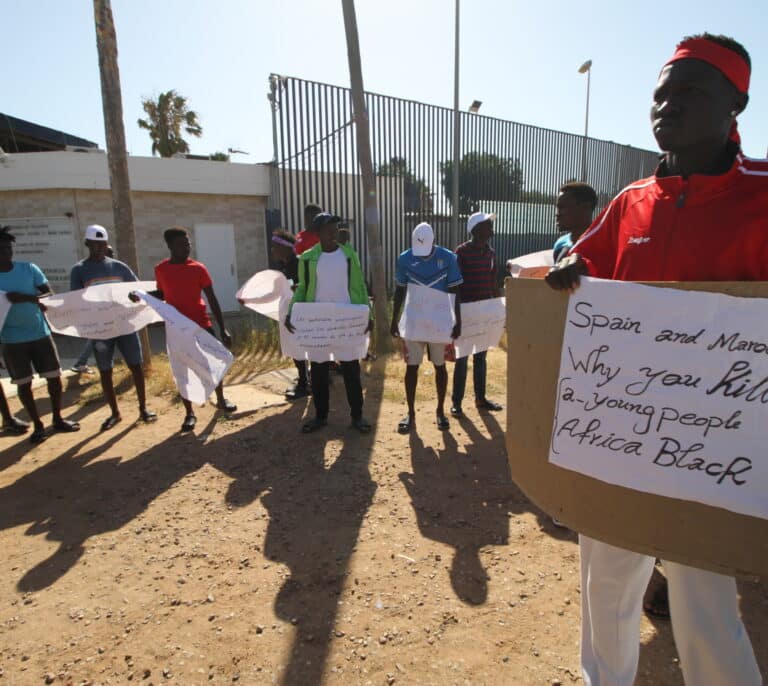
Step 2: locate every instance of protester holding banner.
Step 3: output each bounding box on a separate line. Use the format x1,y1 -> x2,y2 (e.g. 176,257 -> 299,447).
390,222 -> 462,434
546,33 -> 765,686
0,226 -> 79,444
551,182 -> 597,263
285,212 -> 372,434
451,212 -> 502,417
70,226 -> 157,431
152,227 -> 237,432
270,230 -> 309,400
293,203 -> 323,256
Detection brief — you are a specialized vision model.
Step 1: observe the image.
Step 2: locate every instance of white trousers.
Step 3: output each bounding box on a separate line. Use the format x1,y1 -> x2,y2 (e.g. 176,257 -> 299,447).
580,535 -> 761,686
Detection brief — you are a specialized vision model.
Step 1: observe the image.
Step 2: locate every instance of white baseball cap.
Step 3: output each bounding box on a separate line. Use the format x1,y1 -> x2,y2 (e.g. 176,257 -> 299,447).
85,224 -> 109,242
467,212 -> 496,234
411,222 -> 435,257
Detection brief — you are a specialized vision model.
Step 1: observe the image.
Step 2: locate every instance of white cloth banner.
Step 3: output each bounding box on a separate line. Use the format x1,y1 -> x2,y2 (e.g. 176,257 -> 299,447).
550,277 -> 768,519
44,281 -> 162,339
0,291 -> 11,331
506,250 -> 553,277
236,270 -> 293,322
137,292 -> 234,404
281,302 -> 369,362
398,283 -> 455,344
453,297 -> 506,358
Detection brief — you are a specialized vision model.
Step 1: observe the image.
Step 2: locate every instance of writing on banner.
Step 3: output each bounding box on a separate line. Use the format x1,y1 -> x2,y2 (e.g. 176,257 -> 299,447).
281,303 -> 369,362
0,291 -> 10,332
398,283 -> 455,344
453,297 -> 506,358
137,292 -> 233,404
236,270 -> 293,322
550,277 -> 768,520
45,281 -> 162,339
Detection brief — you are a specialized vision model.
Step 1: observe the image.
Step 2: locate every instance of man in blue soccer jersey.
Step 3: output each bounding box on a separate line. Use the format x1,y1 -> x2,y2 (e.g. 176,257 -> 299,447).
390,222 -> 462,434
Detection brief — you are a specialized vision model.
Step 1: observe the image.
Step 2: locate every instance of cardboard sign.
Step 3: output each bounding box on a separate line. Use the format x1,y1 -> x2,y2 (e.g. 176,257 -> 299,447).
281,302 -> 370,362
0,291 -> 10,331
505,277 -> 768,576
45,281 -> 161,339
453,297 -> 506,358
137,292 -> 234,404
398,283 -> 455,344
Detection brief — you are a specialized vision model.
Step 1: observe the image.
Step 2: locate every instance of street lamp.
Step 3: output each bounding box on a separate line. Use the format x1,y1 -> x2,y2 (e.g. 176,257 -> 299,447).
468,100 -> 482,113
578,59 -> 592,182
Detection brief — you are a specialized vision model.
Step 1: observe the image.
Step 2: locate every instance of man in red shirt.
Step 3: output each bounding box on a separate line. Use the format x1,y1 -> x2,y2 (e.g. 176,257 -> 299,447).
293,203 -> 323,256
547,34 -> 765,685
153,227 -> 237,432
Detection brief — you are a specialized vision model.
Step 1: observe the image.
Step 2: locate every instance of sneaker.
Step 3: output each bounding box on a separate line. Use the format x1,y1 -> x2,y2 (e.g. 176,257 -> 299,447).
285,383 -> 309,400
70,364 -> 92,374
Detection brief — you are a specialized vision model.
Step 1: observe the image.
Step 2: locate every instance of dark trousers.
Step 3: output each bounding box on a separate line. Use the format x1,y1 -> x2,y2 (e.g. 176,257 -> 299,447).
294,359 -> 308,386
452,350 -> 487,406
310,360 -> 363,420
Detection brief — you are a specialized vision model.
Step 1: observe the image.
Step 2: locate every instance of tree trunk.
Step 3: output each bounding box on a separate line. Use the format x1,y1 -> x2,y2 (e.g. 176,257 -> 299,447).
93,0 -> 152,367
341,0 -> 391,353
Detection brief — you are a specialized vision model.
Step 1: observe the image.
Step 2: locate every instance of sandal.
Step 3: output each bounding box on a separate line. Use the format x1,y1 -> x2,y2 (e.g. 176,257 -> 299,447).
216,399 -> 237,412
139,409 -> 158,423
100,414 -> 122,432
397,416 -> 413,434
436,415 -> 450,431
302,417 -> 327,433
53,419 -> 80,433
476,399 -> 503,412
2,417 -> 29,435
351,417 -> 372,433
181,414 -> 197,432
29,427 -> 48,445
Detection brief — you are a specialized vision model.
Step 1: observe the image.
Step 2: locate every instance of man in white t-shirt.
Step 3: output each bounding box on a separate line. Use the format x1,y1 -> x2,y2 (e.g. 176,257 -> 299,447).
285,213 -> 373,434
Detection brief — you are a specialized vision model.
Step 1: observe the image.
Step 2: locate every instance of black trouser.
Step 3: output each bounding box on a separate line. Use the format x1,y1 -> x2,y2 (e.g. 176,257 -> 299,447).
294,359 -> 308,386
310,360 -> 363,421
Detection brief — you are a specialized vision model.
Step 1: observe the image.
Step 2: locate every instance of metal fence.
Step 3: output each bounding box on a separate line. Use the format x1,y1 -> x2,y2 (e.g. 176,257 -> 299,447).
269,74 -> 659,290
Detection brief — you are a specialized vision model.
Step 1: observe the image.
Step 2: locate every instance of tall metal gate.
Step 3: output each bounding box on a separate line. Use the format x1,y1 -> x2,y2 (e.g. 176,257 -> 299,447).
269,74 -> 658,289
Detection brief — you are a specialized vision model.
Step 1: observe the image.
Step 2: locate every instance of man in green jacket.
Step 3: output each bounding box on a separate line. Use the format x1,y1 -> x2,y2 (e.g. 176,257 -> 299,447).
285,213 -> 372,434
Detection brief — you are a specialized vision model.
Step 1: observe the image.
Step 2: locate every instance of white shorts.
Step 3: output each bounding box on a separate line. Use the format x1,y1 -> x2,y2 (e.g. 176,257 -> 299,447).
402,340 -> 447,367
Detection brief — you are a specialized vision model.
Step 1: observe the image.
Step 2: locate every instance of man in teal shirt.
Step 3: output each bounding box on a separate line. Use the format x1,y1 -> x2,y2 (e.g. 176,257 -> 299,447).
0,226 -> 79,444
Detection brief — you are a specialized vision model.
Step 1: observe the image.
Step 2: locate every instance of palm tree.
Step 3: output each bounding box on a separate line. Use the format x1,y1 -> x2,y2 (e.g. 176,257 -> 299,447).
137,90 -> 202,157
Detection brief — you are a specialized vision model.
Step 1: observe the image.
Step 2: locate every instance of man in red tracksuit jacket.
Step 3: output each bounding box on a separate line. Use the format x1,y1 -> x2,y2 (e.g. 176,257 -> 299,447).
547,33 -> 765,686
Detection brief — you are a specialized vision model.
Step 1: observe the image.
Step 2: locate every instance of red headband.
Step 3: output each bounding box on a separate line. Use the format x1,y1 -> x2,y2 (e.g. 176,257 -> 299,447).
665,38 -> 750,93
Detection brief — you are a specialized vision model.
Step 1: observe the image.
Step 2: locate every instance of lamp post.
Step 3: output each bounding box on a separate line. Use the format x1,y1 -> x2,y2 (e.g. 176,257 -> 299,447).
451,0 -> 460,249
578,59 -> 592,182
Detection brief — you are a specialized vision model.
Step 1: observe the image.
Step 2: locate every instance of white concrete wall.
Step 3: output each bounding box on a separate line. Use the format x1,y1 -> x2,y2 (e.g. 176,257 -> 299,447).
0,151 -> 271,196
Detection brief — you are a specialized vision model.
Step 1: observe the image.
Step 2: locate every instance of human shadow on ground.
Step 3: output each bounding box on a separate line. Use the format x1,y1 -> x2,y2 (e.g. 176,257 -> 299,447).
0,415 -> 217,592
399,411 -> 531,605
205,360 -> 383,686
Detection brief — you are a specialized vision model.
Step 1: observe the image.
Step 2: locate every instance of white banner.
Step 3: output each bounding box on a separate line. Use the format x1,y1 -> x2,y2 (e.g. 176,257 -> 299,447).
453,297 -> 506,358
281,302 -> 369,362
506,250 -> 553,277
137,292 -> 234,404
550,278 -> 768,520
0,291 -> 10,332
236,270 -> 293,322
398,283 -> 455,344
44,281 -> 162,339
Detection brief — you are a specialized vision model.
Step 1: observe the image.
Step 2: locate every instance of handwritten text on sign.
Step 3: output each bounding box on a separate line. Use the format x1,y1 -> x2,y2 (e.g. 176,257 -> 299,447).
281,303 -> 370,362
398,283 -> 455,344
550,278 -> 768,520
453,297 -> 506,358
45,282 -> 162,339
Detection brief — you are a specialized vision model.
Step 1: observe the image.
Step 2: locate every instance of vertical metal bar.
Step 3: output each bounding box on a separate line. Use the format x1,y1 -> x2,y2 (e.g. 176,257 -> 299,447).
287,79 -> 298,231
278,78 -> 289,232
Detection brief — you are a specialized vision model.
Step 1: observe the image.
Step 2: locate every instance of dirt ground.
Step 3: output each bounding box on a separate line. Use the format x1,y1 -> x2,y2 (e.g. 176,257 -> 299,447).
0,350 -> 766,686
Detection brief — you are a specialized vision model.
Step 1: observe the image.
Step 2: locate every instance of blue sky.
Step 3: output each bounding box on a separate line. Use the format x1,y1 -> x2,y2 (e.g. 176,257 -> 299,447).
4,0 -> 767,161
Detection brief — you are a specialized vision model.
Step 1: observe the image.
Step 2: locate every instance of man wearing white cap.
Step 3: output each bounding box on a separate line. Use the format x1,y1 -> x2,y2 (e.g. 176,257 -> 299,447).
451,212 -> 502,416
70,225 -> 157,431
390,222 -> 463,433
